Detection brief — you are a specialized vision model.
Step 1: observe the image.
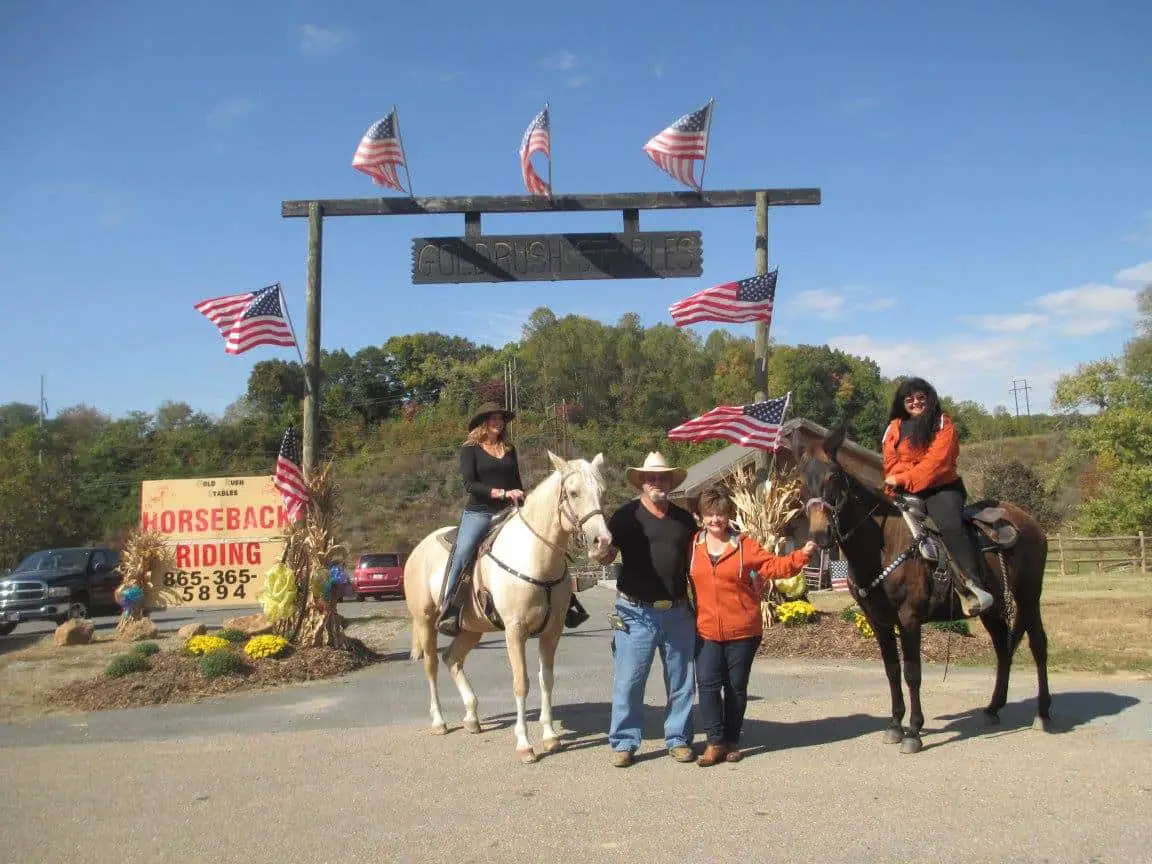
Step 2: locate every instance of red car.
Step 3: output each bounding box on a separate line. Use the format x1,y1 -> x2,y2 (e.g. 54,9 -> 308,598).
351,552 -> 407,601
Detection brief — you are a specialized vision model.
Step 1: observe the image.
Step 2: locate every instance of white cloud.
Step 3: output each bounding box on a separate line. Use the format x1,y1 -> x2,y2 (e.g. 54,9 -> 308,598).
971,312 -> 1048,332
566,74 -> 592,89
1116,261 -> 1152,283
790,286 -> 894,319
843,96 -> 880,113
1031,283 -> 1137,315
539,50 -> 578,71
298,24 -> 348,55
795,289 -> 846,319
206,97 -> 254,127
652,60 -> 666,79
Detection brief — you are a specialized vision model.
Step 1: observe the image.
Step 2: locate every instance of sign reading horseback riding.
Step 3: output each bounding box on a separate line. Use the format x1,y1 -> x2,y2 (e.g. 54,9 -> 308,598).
411,231 -> 703,284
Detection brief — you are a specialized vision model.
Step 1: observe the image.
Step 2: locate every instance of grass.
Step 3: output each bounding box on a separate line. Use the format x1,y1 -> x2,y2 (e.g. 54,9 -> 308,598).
809,568 -> 1152,676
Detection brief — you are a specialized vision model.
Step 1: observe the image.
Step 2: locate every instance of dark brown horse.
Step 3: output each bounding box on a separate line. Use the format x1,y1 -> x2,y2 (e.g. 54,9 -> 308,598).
799,422 -> 1052,753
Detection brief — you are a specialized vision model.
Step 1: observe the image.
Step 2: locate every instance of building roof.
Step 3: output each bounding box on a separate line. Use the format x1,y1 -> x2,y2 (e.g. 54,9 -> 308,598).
671,416 -> 883,499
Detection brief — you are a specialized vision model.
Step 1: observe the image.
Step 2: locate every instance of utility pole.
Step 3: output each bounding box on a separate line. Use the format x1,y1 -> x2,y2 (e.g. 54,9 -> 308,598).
1010,378 -> 1032,430
38,374 -> 46,466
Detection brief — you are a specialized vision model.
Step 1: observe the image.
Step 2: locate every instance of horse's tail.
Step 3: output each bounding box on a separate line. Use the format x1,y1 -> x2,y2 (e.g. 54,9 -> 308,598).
409,623 -> 424,661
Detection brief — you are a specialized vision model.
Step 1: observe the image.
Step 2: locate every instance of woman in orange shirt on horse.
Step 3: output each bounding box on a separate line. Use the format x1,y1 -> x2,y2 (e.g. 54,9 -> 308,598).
688,486 -> 818,767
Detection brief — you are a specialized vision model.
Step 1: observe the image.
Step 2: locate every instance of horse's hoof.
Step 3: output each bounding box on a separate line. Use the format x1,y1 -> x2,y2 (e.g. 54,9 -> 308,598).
430,723 -> 448,736
1032,715 -> 1053,733
517,747 -> 539,764
463,718 -> 482,734
899,735 -> 923,755
541,737 -> 563,754
982,709 -> 1001,727
884,726 -> 904,744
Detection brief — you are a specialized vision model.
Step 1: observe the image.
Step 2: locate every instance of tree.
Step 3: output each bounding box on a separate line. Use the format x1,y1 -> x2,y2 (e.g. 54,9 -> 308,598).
981,460 -> 1059,529
245,360 -> 305,417
0,403 -> 40,438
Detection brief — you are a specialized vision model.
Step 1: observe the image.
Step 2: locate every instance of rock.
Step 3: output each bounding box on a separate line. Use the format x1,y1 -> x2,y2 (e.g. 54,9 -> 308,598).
53,619 -> 95,646
176,622 -> 207,640
116,618 -> 158,642
221,613 -> 273,635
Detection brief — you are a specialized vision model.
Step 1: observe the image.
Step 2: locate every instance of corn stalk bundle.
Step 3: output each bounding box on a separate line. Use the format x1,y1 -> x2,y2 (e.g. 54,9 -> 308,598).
114,529 -> 179,632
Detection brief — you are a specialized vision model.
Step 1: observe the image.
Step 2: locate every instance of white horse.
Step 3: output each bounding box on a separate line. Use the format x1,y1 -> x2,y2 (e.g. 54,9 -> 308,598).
404,451 -> 612,763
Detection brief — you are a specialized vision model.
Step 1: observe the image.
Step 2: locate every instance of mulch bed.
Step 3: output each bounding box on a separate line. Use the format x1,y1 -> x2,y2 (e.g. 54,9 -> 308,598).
759,613 -> 994,664
42,647 -> 379,713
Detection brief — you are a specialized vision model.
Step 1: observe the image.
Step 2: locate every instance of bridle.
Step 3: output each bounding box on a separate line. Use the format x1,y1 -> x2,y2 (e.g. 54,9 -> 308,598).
803,465 -> 882,551
514,468 -> 605,554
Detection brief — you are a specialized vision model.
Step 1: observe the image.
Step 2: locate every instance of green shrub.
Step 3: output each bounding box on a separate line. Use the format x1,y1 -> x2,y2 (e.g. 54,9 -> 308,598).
132,642 -> 160,657
929,619 -> 971,636
215,628 -> 248,643
840,605 -> 861,623
105,652 -> 150,678
199,649 -> 249,679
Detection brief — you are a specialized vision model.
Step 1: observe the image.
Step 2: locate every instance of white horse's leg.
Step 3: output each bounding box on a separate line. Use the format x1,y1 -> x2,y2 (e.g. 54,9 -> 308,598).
444,629 -> 484,733
415,615 -> 448,734
537,604 -> 566,753
504,624 -> 537,763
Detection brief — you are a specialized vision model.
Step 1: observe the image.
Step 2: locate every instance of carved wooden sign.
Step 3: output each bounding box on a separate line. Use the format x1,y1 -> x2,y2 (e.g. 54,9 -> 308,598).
411,231 -> 703,284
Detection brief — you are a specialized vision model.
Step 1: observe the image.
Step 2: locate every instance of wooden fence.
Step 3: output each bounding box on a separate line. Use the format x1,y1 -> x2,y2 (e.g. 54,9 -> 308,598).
1051,533 -> 1148,576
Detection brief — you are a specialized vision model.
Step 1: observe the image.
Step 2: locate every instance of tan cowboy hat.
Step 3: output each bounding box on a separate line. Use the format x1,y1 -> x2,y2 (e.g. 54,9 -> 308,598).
468,402 -> 516,431
625,452 -> 687,489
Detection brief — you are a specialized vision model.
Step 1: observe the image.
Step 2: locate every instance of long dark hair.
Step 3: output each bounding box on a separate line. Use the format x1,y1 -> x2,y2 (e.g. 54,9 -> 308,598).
888,377 -> 943,450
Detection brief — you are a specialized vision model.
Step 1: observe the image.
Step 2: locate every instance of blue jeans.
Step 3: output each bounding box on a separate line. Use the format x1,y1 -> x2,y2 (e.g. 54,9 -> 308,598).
442,510 -> 492,606
695,635 -> 761,745
609,597 -> 696,753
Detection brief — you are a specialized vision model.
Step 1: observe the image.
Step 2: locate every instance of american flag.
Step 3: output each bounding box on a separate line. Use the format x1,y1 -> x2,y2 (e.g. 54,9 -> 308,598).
519,106 -> 551,196
643,100 -> 712,190
194,284 -> 297,355
274,426 -> 309,524
667,394 -> 791,450
669,270 -> 777,327
352,110 -> 407,192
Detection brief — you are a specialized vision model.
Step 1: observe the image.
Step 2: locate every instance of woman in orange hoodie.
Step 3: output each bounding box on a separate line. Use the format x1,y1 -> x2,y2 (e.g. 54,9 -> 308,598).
688,486 -> 817,767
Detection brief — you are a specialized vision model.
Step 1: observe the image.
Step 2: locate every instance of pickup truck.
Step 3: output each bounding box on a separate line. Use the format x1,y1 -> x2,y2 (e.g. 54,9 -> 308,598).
0,547 -> 122,635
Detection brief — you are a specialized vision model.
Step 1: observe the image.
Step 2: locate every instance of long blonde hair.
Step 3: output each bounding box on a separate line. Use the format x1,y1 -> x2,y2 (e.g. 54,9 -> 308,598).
463,422 -> 513,448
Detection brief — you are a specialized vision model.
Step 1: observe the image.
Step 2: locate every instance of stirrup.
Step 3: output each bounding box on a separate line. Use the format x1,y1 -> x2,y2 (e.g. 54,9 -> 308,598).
956,580 -> 994,616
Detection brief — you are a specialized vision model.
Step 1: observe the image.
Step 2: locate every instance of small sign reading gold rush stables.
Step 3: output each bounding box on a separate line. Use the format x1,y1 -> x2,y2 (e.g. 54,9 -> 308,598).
411,231 -> 703,284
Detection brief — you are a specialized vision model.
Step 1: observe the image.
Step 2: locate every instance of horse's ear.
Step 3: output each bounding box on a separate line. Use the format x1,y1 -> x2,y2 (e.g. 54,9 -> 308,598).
547,450 -> 566,472
825,421 -> 848,464
590,452 -> 605,470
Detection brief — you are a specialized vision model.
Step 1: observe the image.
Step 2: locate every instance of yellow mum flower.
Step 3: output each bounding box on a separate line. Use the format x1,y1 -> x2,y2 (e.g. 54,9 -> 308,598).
244,634 -> 290,660
185,635 -> 230,655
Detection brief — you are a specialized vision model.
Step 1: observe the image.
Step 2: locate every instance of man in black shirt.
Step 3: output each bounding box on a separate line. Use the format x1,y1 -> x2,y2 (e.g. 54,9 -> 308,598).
595,452 -> 698,767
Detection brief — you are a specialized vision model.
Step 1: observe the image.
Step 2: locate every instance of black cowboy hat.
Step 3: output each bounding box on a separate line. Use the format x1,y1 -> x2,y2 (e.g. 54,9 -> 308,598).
467,402 -> 516,431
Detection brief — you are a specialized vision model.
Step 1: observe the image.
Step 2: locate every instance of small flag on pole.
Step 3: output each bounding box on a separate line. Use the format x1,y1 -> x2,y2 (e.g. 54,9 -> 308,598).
667,394 -> 790,450
194,284 -> 297,355
519,105 -> 551,196
274,426 -> 309,524
352,109 -> 408,192
669,270 -> 777,327
643,100 -> 712,191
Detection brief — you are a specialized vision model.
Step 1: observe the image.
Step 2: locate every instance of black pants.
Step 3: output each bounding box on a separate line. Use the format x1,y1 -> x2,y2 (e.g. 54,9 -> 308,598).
694,635 -> 762,745
921,482 -> 980,579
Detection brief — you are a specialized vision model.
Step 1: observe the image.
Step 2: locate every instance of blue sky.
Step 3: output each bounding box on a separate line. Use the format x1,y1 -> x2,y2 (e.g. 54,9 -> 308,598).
2,0 -> 1150,421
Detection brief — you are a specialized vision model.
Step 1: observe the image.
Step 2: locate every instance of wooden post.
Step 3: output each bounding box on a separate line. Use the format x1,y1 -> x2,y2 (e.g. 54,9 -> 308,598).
1056,533 -> 1066,578
303,201 -> 323,480
1140,530 -> 1147,575
753,190 -> 770,472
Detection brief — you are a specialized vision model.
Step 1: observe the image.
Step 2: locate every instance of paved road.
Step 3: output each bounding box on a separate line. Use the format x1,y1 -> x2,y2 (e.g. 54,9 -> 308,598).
1,585 -> 1149,863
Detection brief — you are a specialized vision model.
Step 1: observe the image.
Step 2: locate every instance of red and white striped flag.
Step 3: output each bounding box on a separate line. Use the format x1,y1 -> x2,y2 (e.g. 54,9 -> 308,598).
274,426 -> 309,524
352,110 -> 407,192
667,394 -> 791,451
194,284 -> 297,355
520,105 -> 551,196
643,100 -> 712,191
669,270 -> 776,327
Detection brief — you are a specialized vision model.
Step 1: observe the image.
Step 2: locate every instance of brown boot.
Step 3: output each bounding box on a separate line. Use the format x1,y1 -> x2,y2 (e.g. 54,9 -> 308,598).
697,743 -> 728,767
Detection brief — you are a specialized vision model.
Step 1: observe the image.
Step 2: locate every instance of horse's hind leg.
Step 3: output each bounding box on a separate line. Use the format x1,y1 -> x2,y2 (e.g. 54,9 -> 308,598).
443,629 -> 484,733
537,610 -> 566,754
873,624 -> 906,744
1023,606 -> 1052,731
414,615 -> 448,734
979,611 -> 1016,725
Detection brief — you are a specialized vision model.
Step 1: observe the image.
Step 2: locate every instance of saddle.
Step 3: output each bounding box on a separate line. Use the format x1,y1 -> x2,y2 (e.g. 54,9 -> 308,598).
436,507 -> 519,631
961,499 -> 1020,549
895,494 -> 1019,563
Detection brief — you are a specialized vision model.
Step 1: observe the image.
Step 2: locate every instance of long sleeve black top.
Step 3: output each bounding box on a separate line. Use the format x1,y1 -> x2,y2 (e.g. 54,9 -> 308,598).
459,443 -> 524,513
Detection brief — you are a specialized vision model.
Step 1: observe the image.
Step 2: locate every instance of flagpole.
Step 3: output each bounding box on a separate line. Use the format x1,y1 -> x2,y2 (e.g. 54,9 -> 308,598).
766,390 -> 792,480
695,97 -> 715,192
393,104 -> 414,197
277,283 -> 313,397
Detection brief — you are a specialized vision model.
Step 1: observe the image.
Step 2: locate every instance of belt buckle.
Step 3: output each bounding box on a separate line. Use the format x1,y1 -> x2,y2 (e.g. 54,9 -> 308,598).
652,600 -> 672,610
